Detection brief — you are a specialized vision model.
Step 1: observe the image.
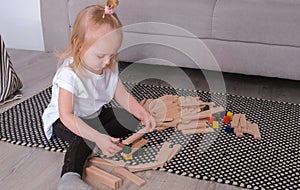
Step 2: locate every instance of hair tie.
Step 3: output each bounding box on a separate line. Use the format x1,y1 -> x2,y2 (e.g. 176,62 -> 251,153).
102,0 -> 119,18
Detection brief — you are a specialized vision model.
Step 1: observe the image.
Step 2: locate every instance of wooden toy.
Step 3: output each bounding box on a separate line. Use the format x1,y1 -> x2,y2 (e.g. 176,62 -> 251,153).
231,113 -> 240,128
246,121 -> 261,140
122,127 -> 149,145
181,128 -> 215,135
114,167 -> 146,186
223,116 -> 231,124
89,157 -> 126,167
226,111 -> 234,119
177,120 -> 207,130
208,116 -> 216,123
230,113 -> 261,139
121,138 -> 148,159
212,121 -> 219,129
86,165 -> 122,189
88,141 -> 183,189
122,145 -> 132,154
127,142 -> 182,172
140,94 -> 225,134
225,125 -> 234,133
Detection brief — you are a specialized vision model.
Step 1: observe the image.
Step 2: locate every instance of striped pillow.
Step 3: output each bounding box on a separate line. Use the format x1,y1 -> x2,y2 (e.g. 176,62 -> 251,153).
0,35 -> 23,105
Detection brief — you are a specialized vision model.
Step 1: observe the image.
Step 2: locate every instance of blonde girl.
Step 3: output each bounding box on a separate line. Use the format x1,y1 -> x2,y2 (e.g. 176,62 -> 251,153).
42,4 -> 155,190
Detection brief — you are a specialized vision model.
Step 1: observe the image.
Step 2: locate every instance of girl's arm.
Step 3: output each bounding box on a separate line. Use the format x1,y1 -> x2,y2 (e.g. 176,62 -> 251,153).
58,87 -> 121,156
114,78 -> 156,131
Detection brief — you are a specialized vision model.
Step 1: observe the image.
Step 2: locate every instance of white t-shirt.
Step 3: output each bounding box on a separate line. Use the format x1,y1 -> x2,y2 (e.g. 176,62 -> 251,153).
42,57 -> 119,139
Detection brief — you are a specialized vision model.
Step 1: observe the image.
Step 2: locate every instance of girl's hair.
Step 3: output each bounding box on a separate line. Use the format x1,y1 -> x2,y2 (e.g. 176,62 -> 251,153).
57,5 -> 122,73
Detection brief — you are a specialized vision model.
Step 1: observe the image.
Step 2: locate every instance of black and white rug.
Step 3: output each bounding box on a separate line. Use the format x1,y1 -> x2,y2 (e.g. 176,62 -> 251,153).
0,82 -> 299,190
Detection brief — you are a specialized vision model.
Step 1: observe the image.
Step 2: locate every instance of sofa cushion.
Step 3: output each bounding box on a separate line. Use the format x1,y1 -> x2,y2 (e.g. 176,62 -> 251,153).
118,0 -> 216,38
68,0 -> 217,38
213,0 -> 300,47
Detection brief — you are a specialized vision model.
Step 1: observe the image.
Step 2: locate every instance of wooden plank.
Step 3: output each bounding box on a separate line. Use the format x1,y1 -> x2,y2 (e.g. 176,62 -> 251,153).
156,142 -> 173,163
127,161 -> 164,173
158,118 -> 181,130
240,114 -> 247,130
177,121 -> 207,130
114,167 -> 146,186
181,128 -> 215,135
231,114 -> 241,128
167,144 -> 182,163
85,166 -> 122,189
247,121 -> 262,140
89,157 -> 116,167
89,157 -> 126,167
122,127 -> 149,145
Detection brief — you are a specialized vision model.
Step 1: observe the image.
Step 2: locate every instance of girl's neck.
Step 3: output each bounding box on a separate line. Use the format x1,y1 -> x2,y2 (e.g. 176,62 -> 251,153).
82,64 -> 104,75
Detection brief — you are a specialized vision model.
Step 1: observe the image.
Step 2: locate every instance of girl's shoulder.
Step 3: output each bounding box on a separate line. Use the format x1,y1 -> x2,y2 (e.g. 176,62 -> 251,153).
55,57 -> 77,78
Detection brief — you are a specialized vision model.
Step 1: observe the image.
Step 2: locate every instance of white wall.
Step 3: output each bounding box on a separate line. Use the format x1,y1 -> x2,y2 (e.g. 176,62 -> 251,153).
0,0 -> 44,51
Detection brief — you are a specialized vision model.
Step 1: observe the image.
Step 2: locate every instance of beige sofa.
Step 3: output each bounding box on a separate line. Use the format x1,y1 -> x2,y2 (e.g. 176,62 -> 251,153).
40,0 -> 300,80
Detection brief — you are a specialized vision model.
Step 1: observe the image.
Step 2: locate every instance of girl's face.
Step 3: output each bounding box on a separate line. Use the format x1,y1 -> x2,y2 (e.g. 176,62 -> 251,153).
82,25 -> 122,74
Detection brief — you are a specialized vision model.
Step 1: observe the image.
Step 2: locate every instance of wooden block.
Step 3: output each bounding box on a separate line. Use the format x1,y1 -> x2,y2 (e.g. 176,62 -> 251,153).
177,121 -> 207,130
158,118 -> 181,130
141,99 -> 153,112
149,99 -> 166,113
89,157 -> 126,167
181,110 -> 211,121
167,144 -> 182,163
211,106 -> 225,115
231,114 -> 241,128
156,117 -> 173,122
212,121 -> 219,129
226,111 -> 234,119
121,138 -> 148,157
127,142 -> 181,173
139,99 -> 147,107
247,121 -> 261,140
156,142 -> 173,163
181,128 -> 215,135
181,118 -> 208,124
240,114 -> 247,130
114,167 -> 146,187
89,157 -> 115,167
127,161 -> 164,173
179,96 -> 201,107
122,127 -> 149,145
86,166 -> 122,189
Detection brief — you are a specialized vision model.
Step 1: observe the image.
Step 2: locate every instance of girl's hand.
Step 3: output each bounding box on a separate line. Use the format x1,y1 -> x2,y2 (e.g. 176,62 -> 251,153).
95,134 -> 122,157
141,112 -> 156,132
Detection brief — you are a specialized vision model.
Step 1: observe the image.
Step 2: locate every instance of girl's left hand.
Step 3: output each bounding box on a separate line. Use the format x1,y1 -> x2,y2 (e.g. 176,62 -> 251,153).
141,112 -> 156,132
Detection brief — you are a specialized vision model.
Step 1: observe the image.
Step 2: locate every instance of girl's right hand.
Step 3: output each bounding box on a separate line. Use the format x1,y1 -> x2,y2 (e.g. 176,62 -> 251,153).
95,134 -> 122,157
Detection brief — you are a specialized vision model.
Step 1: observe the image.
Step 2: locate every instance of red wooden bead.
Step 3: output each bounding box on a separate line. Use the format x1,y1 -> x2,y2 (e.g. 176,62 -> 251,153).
208,116 -> 216,123
119,141 -> 125,148
223,116 -> 231,124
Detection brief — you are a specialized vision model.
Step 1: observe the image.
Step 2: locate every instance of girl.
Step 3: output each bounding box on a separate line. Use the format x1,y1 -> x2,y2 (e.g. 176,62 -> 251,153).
42,3 -> 156,190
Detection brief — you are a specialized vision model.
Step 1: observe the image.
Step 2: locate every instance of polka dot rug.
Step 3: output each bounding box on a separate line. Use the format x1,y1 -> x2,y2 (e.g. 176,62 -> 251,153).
0,82 -> 299,190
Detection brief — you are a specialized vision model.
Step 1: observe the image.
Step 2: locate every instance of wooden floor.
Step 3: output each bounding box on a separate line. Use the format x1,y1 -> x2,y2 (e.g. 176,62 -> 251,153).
1,49 -> 300,190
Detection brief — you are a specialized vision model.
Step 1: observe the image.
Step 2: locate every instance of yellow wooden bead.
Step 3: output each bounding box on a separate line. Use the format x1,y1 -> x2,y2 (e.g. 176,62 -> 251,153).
123,154 -> 133,160
212,121 -> 219,129
226,111 -> 234,119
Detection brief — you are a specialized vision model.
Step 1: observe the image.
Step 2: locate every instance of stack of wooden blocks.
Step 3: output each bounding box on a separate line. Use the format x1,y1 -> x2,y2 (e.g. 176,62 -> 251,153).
140,95 -> 225,134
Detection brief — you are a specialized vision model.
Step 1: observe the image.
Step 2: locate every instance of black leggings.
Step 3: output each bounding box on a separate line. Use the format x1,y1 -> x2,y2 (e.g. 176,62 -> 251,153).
52,107 -> 139,177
